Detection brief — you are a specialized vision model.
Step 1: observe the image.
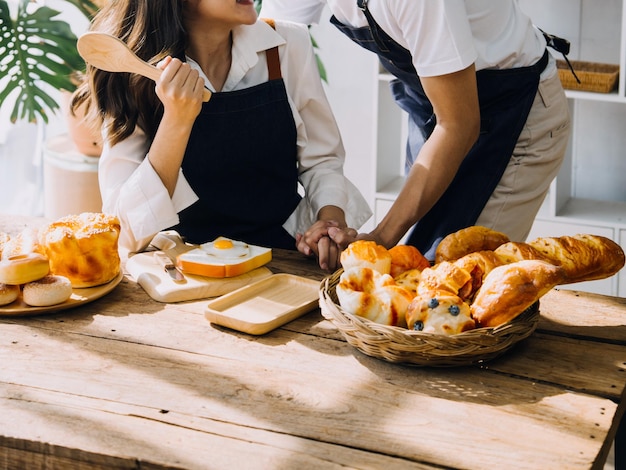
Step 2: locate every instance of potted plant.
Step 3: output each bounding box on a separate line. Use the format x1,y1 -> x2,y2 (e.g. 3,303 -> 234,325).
0,0 -> 100,125
0,0 -> 103,218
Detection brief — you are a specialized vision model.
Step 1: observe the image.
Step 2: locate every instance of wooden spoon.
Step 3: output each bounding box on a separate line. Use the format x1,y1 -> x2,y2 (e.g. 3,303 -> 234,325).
77,32 -> 212,102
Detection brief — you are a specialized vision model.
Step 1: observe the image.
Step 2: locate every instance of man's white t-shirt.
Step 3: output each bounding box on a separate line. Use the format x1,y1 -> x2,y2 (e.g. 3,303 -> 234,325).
260,0 -> 551,78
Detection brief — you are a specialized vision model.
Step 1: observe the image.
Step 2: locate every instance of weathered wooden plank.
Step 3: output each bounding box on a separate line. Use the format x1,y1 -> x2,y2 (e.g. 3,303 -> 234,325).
538,288 -> 626,343
0,320 -> 616,470
1,385 -> 434,470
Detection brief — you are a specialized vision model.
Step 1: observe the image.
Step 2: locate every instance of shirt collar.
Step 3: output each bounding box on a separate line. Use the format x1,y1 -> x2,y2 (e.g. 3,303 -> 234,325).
189,20 -> 285,91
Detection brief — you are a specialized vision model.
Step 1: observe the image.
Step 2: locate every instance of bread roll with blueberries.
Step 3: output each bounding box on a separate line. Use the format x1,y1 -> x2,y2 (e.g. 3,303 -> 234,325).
406,292 -> 475,334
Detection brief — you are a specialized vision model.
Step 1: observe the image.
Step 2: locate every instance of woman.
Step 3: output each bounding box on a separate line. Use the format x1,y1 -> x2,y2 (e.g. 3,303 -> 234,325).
262,0 -> 570,261
73,0 -> 371,270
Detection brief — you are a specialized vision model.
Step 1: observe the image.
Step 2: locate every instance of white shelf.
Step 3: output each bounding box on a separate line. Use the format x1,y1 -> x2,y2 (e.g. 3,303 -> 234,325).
555,197 -> 626,227
564,90 -> 626,103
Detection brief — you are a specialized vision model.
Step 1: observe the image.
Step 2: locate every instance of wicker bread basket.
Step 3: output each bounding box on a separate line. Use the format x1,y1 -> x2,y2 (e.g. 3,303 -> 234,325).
557,60 -> 619,93
319,270 -> 540,367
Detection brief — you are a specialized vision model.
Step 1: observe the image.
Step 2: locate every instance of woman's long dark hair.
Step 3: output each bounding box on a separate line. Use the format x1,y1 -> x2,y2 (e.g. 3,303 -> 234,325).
72,0 -> 187,146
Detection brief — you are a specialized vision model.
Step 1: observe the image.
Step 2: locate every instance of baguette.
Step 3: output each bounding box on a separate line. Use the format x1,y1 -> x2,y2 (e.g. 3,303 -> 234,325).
435,226 -> 510,263
471,260 -> 565,328
527,234 -> 625,284
494,241 -> 553,264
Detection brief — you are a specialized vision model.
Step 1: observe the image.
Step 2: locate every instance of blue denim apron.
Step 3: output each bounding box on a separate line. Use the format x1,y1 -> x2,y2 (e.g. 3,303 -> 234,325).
331,1 -> 548,258
171,46 -> 301,249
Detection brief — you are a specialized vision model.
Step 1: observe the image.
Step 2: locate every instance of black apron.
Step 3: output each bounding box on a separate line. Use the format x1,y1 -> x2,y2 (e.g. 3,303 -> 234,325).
171,45 -> 301,249
331,1 -> 548,259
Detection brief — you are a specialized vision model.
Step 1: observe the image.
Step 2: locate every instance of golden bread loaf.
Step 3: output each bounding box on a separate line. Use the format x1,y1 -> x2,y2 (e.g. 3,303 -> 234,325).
388,244 -> 430,278
435,226 -> 510,263
340,240 -> 392,274
39,212 -> 121,288
336,266 -> 413,328
406,292 -> 475,334
527,234 -> 625,284
471,260 -> 565,328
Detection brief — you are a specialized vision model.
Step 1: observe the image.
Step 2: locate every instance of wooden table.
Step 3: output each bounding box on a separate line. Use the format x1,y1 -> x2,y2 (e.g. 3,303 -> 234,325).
1,215 -> 625,469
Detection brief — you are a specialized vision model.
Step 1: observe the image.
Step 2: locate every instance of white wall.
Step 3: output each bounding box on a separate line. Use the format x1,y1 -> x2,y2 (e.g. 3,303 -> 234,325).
309,8 -> 379,231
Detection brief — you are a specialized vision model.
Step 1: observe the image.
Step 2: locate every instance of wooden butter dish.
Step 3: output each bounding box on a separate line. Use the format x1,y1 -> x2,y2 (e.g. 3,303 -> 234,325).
205,274 -> 320,335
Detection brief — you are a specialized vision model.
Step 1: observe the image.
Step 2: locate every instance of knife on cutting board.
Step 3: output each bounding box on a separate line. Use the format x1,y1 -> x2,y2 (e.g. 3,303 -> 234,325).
154,251 -> 186,283
128,230 -> 273,302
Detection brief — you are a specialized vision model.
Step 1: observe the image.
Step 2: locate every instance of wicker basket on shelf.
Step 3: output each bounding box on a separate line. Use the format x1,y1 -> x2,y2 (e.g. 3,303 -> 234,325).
319,269 -> 540,367
557,60 -> 619,93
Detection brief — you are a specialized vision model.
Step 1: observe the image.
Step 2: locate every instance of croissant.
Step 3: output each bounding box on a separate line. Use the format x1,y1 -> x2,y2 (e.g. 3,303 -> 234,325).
453,250 -> 505,301
471,260 -> 565,328
435,226 -> 510,263
417,261 -> 472,298
527,234 -> 625,284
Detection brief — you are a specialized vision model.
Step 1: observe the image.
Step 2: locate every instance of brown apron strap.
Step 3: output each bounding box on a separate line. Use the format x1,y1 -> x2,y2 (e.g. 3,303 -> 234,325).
262,18 -> 282,80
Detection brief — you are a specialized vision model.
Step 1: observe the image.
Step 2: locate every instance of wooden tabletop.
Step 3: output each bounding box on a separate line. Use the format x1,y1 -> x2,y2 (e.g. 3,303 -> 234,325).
1,215 -> 625,469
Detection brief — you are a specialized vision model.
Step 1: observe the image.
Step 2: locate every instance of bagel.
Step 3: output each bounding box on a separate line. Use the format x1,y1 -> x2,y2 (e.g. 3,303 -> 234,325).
0,283 -> 20,306
0,253 -> 50,285
23,275 -> 73,307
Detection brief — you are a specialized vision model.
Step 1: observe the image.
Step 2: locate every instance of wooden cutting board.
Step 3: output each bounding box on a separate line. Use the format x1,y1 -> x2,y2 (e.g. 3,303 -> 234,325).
125,232 -> 272,303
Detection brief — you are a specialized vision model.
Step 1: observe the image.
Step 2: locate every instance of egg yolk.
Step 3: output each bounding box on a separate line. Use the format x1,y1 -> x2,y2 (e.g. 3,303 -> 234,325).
213,239 -> 234,250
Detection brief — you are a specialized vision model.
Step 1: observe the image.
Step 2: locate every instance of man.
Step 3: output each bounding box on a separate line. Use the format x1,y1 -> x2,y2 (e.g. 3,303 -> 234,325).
262,0 -> 570,261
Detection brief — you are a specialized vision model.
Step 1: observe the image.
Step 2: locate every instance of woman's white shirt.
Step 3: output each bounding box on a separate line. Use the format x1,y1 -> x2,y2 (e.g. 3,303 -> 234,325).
99,19 -> 371,253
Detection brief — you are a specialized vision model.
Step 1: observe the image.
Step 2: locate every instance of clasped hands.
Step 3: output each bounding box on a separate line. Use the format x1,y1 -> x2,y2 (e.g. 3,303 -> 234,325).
297,220 -> 374,271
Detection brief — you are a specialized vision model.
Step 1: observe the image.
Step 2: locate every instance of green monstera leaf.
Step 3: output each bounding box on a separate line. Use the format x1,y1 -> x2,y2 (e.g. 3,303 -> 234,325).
0,0 -> 85,124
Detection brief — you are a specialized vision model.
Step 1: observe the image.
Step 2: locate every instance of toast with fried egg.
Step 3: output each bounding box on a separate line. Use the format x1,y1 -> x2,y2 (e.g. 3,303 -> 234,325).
176,237 -> 272,278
